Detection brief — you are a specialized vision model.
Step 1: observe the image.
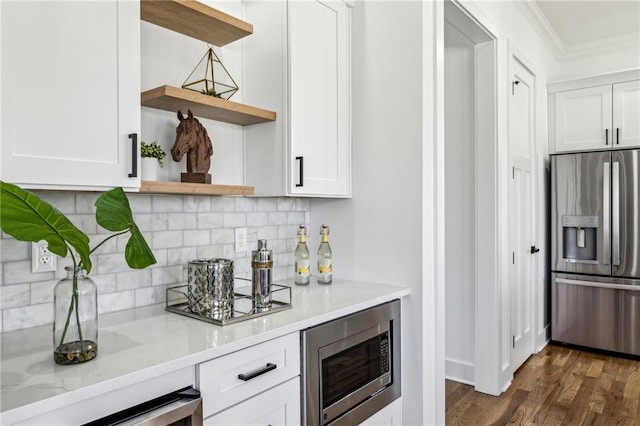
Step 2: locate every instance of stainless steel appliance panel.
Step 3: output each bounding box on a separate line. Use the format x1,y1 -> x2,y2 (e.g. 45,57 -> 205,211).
551,151 -> 611,275
552,273 -> 640,356
612,149 -> 640,279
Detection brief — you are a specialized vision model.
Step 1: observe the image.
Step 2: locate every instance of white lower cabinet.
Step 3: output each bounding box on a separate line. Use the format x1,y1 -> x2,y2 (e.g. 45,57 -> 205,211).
358,398 -> 403,426
204,377 -> 300,426
198,332 -> 300,422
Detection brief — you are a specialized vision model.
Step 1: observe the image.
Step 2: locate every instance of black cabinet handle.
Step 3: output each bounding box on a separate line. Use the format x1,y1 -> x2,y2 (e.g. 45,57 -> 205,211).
128,133 -> 138,178
238,363 -> 277,381
616,128 -> 620,145
530,245 -> 540,254
605,128 -> 609,145
296,156 -> 304,187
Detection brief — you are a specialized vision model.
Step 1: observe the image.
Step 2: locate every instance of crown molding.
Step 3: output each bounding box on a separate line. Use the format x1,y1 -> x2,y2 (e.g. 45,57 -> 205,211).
515,0 -> 640,62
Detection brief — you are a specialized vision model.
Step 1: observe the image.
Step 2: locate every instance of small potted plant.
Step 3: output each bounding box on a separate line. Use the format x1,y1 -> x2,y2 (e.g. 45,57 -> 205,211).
0,182 -> 156,365
141,141 -> 166,181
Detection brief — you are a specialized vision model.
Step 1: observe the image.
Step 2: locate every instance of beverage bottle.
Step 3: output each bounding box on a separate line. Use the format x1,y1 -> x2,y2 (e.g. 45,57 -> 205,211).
317,224 -> 332,284
294,225 -> 310,285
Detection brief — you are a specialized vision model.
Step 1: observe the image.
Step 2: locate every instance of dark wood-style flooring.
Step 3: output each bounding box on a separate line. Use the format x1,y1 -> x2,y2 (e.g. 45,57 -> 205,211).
446,343 -> 640,425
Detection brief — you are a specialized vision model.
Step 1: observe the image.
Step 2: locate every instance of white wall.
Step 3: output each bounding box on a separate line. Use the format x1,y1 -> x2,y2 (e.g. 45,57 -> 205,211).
444,21 -> 476,385
309,1 -> 432,424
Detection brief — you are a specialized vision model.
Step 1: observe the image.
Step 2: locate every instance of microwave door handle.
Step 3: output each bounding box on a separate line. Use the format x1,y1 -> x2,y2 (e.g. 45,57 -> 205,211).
612,161 -> 620,266
603,161 -> 610,265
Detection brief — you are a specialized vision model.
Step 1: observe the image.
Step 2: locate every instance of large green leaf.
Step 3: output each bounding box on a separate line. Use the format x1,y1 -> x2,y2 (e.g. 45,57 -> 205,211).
0,181 -> 92,272
95,188 -> 156,269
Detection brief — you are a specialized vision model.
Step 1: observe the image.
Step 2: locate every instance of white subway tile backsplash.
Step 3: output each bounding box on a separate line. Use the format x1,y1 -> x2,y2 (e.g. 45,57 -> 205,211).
0,284 -> 30,309
211,197 -> 235,212
117,269 -> 152,291
75,193 -> 100,214
135,285 -> 166,307
268,212 -> 288,226
277,198 -> 296,212
197,212 -> 223,229
257,198 -> 277,212
152,231 -> 184,249
184,196 -> 211,212
167,247 -> 198,266
235,197 -> 257,212
151,265 -> 184,286
0,194 -> 309,331
184,230 -> 210,247
4,261 -> 54,285
0,239 -> 29,262
247,212 -> 268,227
30,279 -> 57,304
3,303 -> 53,332
152,195 -> 183,213
168,213 -> 197,230
98,291 -> 135,314
223,212 -> 246,228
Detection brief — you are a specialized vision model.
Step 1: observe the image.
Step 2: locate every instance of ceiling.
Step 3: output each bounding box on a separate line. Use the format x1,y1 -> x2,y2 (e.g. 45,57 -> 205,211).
519,0 -> 640,60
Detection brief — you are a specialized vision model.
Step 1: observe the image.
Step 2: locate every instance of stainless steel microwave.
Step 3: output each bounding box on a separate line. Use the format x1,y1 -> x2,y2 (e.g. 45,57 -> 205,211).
302,300 -> 401,426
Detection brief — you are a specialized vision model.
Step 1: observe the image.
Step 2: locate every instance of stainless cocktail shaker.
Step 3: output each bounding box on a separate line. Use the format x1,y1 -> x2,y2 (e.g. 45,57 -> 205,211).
251,239 -> 273,312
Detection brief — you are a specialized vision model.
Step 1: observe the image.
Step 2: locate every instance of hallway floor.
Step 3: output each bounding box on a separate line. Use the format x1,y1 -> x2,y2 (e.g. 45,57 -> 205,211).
446,343 -> 640,425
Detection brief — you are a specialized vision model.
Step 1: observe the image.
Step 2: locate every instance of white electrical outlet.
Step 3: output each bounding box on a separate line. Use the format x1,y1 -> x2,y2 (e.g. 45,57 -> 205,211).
235,228 -> 248,252
32,240 -> 57,273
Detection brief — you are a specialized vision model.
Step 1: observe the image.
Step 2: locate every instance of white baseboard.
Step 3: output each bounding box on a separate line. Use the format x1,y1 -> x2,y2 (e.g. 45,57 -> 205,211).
536,324 -> 551,352
445,358 -> 475,385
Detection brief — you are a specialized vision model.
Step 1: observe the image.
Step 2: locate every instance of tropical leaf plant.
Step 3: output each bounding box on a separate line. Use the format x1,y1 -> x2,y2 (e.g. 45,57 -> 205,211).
0,181 -> 156,360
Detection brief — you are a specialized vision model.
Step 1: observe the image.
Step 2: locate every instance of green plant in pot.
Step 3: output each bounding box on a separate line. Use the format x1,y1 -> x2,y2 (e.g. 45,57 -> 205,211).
0,182 -> 156,365
141,141 -> 167,167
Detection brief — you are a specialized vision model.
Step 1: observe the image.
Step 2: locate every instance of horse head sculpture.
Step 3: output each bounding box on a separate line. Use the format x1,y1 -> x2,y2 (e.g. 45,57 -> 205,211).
172,110 -> 213,176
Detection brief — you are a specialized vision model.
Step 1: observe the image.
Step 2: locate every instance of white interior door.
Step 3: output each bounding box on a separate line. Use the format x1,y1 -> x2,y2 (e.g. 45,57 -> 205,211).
508,55 -> 536,373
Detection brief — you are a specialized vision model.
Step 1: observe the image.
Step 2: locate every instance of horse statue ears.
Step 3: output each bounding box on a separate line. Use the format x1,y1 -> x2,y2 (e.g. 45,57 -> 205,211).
177,110 -> 195,122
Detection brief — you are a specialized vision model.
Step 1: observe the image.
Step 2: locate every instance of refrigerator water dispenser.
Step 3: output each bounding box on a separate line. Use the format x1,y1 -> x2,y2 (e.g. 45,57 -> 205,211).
562,215 -> 598,263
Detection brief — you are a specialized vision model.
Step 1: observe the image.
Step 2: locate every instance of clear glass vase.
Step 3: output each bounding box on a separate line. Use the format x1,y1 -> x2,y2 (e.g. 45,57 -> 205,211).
53,266 -> 98,365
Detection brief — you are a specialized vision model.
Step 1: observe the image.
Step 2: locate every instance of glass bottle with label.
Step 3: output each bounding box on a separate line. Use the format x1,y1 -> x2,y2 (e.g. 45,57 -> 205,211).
317,224 -> 332,284
294,225 -> 310,285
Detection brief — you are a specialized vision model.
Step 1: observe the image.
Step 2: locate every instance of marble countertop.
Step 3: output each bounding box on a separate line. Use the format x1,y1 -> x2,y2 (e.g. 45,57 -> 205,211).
0,279 -> 409,424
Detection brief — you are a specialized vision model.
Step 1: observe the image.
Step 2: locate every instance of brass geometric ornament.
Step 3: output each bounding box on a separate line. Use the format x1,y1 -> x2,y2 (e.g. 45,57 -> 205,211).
182,46 -> 239,100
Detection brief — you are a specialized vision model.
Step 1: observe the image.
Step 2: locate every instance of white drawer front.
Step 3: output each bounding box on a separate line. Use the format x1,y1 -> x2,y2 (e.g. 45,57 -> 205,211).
203,377 -> 300,426
198,332 -> 300,417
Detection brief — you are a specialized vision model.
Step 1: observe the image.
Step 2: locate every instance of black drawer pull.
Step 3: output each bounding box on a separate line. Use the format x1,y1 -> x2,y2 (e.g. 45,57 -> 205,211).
616,127 -> 620,145
238,363 -> 277,381
128,133 -> 138,178
605,128 -> 609,145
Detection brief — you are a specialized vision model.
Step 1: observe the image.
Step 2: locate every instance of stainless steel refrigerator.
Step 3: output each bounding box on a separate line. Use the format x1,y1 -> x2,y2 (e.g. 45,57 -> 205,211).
551,149 -> 640,356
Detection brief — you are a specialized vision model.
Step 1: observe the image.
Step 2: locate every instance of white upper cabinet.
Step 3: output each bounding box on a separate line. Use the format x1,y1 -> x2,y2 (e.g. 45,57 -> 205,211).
553,85 -> 613,152
244,0 -> 352,198
549,70 -> 640,154
613,80 -> 640,148
1,1 -> 140,190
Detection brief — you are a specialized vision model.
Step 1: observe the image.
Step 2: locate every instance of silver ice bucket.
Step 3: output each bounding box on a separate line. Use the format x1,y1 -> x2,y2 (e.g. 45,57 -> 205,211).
187,258 -> 234,320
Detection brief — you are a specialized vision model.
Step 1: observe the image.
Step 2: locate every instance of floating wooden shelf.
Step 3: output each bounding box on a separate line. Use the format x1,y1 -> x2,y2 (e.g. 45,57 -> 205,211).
141,86 -> 276,126
139,180 -> 254,196
140,0 -> 252,46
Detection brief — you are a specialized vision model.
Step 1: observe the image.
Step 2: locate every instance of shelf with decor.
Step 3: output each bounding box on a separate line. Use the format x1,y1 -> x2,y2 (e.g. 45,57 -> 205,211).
140,0 -> 252,46
139,180 -> 254,196
141,86 -> 276,126
140,0 -> 276,126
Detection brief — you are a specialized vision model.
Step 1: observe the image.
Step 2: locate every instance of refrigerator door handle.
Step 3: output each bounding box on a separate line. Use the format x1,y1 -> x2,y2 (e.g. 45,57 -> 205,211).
612,161 -> 620,266
603,161 -> 611,265
556,277 -> 640,292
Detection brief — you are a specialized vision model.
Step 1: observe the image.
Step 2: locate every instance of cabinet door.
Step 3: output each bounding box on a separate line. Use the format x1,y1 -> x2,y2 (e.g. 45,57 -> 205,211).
554,85 -> 612,153
203,377 -> 300,426
1,1 -> 140,190
613,80 -> 640,148
359,398 -> 403,426
288,0 -> 351,197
